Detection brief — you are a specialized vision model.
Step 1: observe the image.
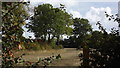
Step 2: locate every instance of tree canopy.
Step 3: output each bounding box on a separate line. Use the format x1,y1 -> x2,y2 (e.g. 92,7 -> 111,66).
61,18 -> 92,48
26,4 -> 73,43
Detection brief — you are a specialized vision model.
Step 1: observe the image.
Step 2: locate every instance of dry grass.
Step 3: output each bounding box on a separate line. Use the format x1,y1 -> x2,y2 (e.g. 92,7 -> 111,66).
13,48 -> 82,66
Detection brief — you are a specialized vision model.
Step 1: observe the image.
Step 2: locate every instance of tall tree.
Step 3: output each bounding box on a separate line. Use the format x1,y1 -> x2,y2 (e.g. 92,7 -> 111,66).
73,18 -> 92,47
26,4 -> 73,43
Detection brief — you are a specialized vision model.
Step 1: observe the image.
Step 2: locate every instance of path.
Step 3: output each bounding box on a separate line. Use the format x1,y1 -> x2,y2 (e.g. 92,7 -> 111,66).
14,48 -> 83,66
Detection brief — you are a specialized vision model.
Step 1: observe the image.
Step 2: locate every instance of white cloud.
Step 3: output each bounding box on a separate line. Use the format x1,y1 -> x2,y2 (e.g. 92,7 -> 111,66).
69,10 -> 82,18
68,7 -> 118,32
67,7 -> 118,32
84,7 -> 118,32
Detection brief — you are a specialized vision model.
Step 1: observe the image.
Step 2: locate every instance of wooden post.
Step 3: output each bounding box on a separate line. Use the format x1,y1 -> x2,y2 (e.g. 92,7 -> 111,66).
83,42 -> 89,68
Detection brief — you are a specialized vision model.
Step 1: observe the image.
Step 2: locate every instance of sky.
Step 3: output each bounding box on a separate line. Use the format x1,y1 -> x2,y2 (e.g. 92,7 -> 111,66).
22,0 -> 119,39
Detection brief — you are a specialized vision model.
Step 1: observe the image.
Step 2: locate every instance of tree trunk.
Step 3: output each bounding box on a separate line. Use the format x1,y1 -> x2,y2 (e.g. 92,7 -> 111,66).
56,36 -> 60,45
43,35 -> 46,42
48,33 -> 51,43
83,45 -> 89,68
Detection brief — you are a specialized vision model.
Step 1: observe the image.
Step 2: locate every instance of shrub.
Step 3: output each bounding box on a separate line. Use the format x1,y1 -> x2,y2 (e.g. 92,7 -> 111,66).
50,39 -> 56,49
57,45 -> 63,49
23,42 -> 41,51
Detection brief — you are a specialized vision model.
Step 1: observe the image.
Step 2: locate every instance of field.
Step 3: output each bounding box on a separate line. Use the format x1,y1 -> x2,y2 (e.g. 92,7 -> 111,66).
13,48 -> 83,66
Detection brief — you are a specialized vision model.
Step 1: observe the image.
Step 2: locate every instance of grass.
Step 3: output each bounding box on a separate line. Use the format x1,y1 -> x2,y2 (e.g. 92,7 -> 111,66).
16,41 -> 63,51
13,48 -> 80,66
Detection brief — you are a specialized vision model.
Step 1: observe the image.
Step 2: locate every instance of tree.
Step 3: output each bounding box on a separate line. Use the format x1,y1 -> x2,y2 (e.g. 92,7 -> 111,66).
26,4 -> 73,44
89,31 -> 104,48
73,18 -> 92,47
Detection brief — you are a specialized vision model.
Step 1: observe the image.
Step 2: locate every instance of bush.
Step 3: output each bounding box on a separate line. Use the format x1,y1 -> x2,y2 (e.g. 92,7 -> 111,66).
50,39 -> 56,49
23,39 -> 63,51
23,42 -> 41,51
53,45 -> 63,49
57,45 -> 63,49
23,41 -> 54,50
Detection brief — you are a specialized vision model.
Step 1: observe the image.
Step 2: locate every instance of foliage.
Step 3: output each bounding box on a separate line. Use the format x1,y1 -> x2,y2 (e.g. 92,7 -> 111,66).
87,33 -> 120,68
89,31 -> 104,49
20,54 -> 61,67
26,4 -> 73,44
50,39 -> 56,48
61,18 -> 92,48
2,2 -> 62,67
2,53 -> 26,68
24,42 -> 47,50
79,12 -> 120,68
73,18 -> 92,36
23,40 -> 63,51
2,1 -> 120,67
49,39 -> 63,49
2,1 -> 30,67
2,2 -> 29,50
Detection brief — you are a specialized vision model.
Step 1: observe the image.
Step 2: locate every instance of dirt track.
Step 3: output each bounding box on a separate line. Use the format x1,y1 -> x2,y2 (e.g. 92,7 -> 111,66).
14,48 -> 83,66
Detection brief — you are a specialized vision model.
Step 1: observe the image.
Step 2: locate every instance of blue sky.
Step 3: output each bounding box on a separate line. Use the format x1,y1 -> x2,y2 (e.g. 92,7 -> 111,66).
22,1 -> 119,39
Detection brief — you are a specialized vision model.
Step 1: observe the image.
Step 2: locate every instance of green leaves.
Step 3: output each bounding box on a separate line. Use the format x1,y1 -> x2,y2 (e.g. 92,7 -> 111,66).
27,4 -> 73,42
2,2 -> 29,67
72,18 -> 92,47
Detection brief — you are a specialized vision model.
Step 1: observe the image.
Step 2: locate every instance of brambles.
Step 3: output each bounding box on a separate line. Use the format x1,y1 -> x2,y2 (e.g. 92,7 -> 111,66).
2,1 -> 30,67
21,54 -> 61,67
